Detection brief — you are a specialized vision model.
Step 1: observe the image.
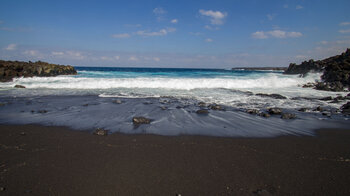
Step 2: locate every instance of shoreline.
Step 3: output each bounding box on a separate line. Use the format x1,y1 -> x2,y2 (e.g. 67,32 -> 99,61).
1,124 -> 350,195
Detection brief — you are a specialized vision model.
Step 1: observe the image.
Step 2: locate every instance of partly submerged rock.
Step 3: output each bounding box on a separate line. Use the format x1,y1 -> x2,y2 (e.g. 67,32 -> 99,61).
93,128 -> 108,136
281,113 -> 296,119
208,104 -> 225,111
246,109 -> 259,114
132,116 -> 151,125
256,93 -> 287,99
196,109 -> 209,114
112,99 -> 122,104
268,108 -> 282,115
198,102 -> 206,107
341,102 -> 350,115
14,84 -> 26,88
259,113 -> 271,118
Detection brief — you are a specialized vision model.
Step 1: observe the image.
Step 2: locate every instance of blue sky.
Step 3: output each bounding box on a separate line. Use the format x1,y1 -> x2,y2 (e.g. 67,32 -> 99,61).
0,0 -> 350,68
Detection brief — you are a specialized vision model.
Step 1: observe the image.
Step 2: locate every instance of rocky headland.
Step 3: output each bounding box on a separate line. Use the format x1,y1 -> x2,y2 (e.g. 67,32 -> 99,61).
284,49 -> 350,92
0,60 -> 77,82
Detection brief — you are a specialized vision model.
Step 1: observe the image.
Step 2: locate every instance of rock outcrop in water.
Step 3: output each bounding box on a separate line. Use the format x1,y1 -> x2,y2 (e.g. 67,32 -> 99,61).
0,60 -> 77,82
284,49 -> 350,91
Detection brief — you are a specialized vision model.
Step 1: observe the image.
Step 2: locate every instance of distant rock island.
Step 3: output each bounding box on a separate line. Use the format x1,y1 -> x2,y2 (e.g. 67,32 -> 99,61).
284,49 -> 350,91
0,60 -> 77,82
232,67 -> 287,71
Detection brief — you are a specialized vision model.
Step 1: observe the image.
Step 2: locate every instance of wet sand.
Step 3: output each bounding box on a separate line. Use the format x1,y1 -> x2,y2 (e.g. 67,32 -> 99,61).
0,124 -> 350,195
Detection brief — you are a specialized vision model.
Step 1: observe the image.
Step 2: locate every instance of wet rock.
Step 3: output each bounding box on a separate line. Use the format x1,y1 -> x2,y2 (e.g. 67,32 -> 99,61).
0,103 -> 5,106
316,106 -> 324,112
319,96 -> 333,101
83,104 -> 89,106
143,101 -> 152,105
38,110 -> 47,113
330,99 -> 340,103
160,106 -> 167,110
298,108 -> 309,112
246,109 -> 259,114
322,112 -> 331,117
259,113 -> 270,118
196,109 -> 209,114
302,82 -> 316,88
281,113 -> 296,119
132,117 -> 151,125
341,102 -> 350,115
256,93 -> 287,99
14,84 -> 26,88
112,99 -> 122,104
209,104 -> 225,111
198,102 -> 206,107
268,108 -> 282,115
176,105 -> 183,109
93,128 -> 108,136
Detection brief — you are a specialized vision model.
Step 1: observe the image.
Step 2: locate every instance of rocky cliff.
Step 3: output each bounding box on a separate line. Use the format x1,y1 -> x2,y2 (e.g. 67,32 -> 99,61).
0,60 -> 77,82
284,49 -> 350,91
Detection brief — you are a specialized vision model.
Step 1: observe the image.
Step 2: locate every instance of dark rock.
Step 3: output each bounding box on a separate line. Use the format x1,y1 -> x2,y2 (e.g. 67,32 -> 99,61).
298,108 -> 309,112
246,109 -> 259,114
319,96 -> 333,101
322,112 -> 331,117
132,117 -> 151,124
256,93 -> 287,99
14,84 -> 26,88
302,82 -> 316,88
0,60 -> 77,82
0,103 -> 5,106
83,104 -> 89,106
143,102 -> 152,105
93,128 -> 108,136
268,108 -> 282,115
330,99 -> 340,103
196,109 -> 209,114
0,187 -> 5,191
176,106 -> 182,109
281,113 -> 296,119
160,106 -> 167,110
285,49 -> 350,92
198,102 -> 206,107
112,99 -> 122,104
259,113 -> 271,118
341,102 -> 350,115
316,106 -> 324,112
209,104 -> 225,111
38,110 -> 47,113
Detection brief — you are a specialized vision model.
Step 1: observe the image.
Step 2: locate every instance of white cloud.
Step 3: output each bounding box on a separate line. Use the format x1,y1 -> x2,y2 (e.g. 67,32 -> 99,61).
267,14 -> 275,21
51,51 -> 64,56
128,56 -> 138,61
190,32 -> 202,36
205,38 -> 213,42
171,19 -> 178,24
114,56 -> 120,60
153,7 -> 166,15
65,51 -> 85,60
5,43 -> 17,51
135,28 -> 176,37
153,57 -> 160,62
339,29 -> 350,33
340,22 -> 350,26
199,9 -> 227,25
112,33 -> 131,38
296,5 -> 304,9
252,31 -> 268,39
23,50 -> 38,56
252,30 -> 302,39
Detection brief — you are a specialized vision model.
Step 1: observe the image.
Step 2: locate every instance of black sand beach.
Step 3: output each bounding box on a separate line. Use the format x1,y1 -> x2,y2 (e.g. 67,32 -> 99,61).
1,124 -> 350,195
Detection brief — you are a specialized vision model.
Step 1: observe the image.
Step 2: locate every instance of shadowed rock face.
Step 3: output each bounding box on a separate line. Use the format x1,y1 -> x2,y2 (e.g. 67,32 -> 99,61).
0,60 -> 77,82
284,49 -> 350,91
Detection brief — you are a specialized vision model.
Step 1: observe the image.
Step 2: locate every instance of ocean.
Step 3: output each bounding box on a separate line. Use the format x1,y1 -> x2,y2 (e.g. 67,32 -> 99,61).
0,67 -> 349,137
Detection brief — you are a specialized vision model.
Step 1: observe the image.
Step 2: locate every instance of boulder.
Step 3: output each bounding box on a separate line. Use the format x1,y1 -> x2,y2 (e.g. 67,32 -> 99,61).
132,117 -> 151,125
14,84 -> 26,88
259,113 -> 271,118
256,93 -> 287,99
196,109 -> 209,114
268,108 -> 282,115
246,109 -> 259,114
112,99 -> 122,104
281,113 -> 296,119
198,102 -> 206,107
341,102 -> 350,115
93,128 -> 108,136
208,104 -> 225,111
